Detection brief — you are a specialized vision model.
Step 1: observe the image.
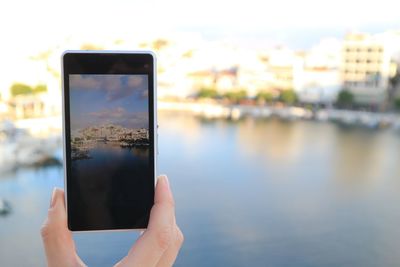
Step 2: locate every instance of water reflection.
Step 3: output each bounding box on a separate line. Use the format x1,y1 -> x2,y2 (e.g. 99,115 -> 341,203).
157,113 -> 400,267
1,113 -> 400,266
237,118 -> 311,162
0,166 -> 63,266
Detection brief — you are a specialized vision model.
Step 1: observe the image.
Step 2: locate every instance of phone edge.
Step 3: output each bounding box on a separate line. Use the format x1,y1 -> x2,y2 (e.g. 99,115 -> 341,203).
61,50 -> 158,233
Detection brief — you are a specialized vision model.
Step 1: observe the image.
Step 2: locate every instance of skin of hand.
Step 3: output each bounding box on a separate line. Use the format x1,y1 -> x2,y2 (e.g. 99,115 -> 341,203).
41,175 -> 184,267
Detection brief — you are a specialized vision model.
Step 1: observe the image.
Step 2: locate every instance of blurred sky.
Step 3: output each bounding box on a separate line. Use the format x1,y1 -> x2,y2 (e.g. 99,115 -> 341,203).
0,0 -> 399,89
1,0 -> 399,54
69,75 -> 148,130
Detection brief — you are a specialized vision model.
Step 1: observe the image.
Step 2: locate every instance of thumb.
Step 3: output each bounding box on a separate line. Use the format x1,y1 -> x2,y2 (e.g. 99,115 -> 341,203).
41,188 -> 86,267
41,188 -> 68,242
44,188 -> 67,225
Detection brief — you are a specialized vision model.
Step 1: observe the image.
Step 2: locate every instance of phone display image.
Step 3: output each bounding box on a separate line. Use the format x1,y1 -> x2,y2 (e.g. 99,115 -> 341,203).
67,73 -> 153,230
70,74 -> 149,159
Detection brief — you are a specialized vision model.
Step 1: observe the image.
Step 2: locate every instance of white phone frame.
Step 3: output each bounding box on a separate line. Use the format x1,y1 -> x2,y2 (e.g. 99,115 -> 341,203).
61,50 -> 157,233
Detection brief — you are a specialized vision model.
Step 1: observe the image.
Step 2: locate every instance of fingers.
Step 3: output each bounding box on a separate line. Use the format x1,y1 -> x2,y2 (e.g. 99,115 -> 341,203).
41,188 -> 86,267
155,225 -> 184,267
115,175 -> 184,267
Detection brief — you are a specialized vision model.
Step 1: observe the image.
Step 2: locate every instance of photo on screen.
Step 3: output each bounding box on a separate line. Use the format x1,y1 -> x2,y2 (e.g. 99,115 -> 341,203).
69,74 -> 149,158
68,74 -> 151,229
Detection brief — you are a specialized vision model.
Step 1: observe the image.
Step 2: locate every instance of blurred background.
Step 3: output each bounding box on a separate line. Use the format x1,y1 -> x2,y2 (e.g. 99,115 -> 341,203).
1,0 -> 400,266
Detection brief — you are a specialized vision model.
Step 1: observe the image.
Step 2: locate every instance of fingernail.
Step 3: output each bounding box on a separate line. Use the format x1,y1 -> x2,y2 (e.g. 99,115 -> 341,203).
164,176 -> 170,190
50,188 -> 57,208
159,174 -> 170,190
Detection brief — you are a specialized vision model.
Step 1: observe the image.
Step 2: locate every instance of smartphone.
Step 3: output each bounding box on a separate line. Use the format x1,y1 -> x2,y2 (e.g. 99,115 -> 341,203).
62,51 -> 157,231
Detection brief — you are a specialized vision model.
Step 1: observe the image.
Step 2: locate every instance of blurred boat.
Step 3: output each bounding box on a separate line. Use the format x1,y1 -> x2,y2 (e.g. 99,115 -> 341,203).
359,112 -> 380,129
0,198 -> 11,215
315,110 -> 329,121
0,142 -> 17,172
230,107 -> 242,120
273,107 -> 313,120
393,119 -> 400,132
0,121 -> 19,172
0,120 -> 60,172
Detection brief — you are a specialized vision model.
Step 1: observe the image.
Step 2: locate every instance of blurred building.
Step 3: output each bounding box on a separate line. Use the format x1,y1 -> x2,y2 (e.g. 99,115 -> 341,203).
298,39 -> 342,104
157,38 -> 279,99
237,65 -> 274,98
0,101 -> 10,119
341,31 -> 400,107
264,47 -> 304,92
0,48 -> 62,120
186,70 -> 216,92
304,38 -> 342,70
8,92 -> 60,120
185,67 -> 239,95
298,67 -> 341,104
262,44 -> 342,104
216,67 -> 239,93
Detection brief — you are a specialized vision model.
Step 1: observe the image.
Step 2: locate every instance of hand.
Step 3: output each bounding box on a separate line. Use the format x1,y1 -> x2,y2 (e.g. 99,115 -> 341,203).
41,175 -> 184,267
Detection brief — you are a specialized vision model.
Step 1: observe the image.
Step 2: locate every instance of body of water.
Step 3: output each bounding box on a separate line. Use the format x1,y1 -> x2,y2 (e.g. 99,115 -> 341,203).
1,112 -> 400,266
69,144 -> 152,230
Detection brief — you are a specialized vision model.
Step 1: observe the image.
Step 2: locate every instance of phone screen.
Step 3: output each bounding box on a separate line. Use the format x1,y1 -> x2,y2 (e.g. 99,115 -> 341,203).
63,53 -> 155,231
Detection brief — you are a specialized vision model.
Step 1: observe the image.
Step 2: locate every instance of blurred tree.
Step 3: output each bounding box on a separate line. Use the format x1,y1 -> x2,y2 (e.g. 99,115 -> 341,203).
389,69 -> 400,88
305,104 -> 313,111
10,83 -> 33,96
139,42 -> 149,48
389,68 -> 400,109
336,90 -> 354,109
395,98 -> 400,110
198,87 -> 219,98
279,89 -> 297,105
30,48 -> 60,79
113,39 -> 124,45
152,39 -> 168,51
224,90 -> 247,104
80,43 -> 103,50
256,91 -> 273,104
182,50 -> 193,58
33,84 -> 47,93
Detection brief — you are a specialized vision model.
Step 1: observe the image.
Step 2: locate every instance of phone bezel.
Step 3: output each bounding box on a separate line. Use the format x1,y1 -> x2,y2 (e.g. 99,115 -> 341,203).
61,50 -> 157,232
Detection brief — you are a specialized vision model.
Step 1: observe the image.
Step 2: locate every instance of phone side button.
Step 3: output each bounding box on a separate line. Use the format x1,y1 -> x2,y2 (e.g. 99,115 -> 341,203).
157,132 -> 159,155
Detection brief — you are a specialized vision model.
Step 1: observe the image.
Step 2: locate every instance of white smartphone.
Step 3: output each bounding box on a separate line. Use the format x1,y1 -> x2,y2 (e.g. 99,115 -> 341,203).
62,51 -> 157,231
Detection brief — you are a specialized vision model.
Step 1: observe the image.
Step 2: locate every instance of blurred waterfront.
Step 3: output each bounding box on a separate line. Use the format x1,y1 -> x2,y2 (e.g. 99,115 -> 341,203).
1,1 -> 400,266
1,112 -> 400,266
